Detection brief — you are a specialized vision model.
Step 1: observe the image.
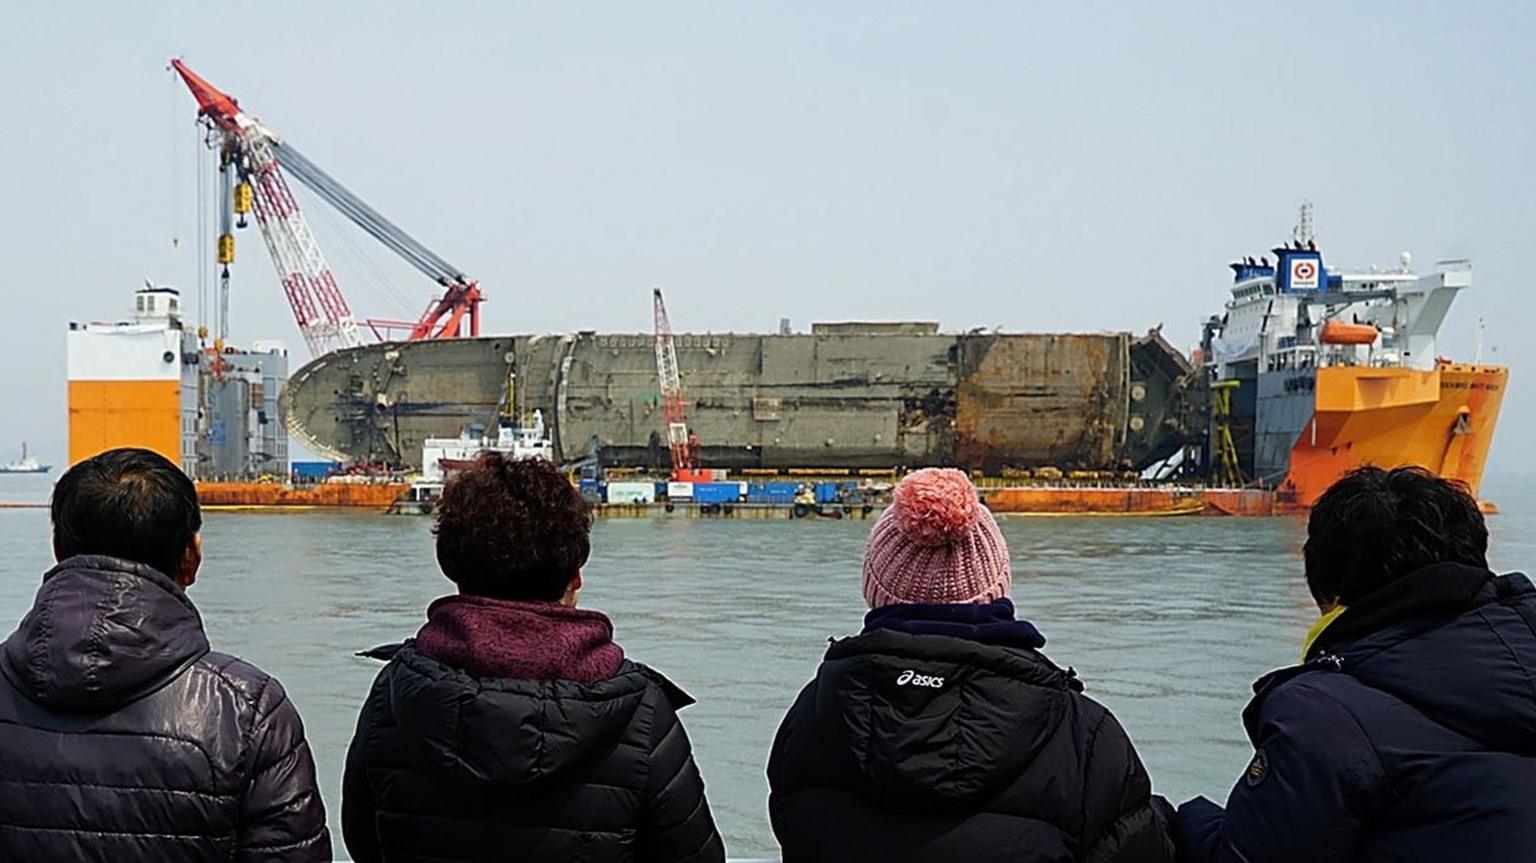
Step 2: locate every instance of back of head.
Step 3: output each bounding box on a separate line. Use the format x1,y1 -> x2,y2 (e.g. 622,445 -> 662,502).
862,468 -> 1012,608
434,454 -> 592,601
1304,465 -> 1488,606
51,448 -> 201,579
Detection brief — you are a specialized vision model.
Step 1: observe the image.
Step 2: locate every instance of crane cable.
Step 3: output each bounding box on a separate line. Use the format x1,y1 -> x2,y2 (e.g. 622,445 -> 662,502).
169,66 -> 180,253
195,127 -> 209,337
272,142 -> 467,286
296,180 -> 420,319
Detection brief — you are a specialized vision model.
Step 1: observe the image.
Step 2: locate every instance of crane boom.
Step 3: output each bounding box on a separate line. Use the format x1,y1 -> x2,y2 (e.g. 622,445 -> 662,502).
648,287 -> 697,476
171,59 -> 483,352
244,132 -> 364,353
652,288 -> 702,480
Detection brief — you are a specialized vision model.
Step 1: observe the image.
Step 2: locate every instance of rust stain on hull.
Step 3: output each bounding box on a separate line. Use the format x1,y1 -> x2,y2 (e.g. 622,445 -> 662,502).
197,481 -> 408,508
282,330 -> 1200,473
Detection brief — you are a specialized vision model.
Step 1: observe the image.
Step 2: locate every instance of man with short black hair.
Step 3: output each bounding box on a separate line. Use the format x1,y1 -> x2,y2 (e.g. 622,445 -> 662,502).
1174,466 -> 1536,862
0,447 -> 329,861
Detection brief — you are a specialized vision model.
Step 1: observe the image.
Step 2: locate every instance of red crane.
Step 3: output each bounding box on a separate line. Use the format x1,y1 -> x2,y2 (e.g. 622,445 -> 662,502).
652,288 -> 706,482
171,59 -> 483,356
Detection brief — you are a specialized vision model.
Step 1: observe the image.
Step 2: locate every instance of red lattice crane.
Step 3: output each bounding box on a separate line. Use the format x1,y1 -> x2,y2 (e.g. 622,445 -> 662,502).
653,288 -> 707,482
171,59 -> 483,356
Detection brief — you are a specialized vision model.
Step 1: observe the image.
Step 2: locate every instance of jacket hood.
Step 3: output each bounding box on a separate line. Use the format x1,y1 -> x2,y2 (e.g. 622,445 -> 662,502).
813,628 -> 1078,808
385,644 -> 692,788
1264,563 -> 1536,754
415,595 -> 625,683
1,555 -> 210,713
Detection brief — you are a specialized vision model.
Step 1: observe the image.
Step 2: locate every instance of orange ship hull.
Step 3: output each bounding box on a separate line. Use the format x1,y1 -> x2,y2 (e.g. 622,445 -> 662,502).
196,481 -> 409,509
984,487 -> 1206,516
1279,362 -> 1508,507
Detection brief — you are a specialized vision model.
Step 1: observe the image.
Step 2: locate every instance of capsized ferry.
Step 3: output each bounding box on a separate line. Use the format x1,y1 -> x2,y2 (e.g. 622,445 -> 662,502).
1204,219 -> 1507,509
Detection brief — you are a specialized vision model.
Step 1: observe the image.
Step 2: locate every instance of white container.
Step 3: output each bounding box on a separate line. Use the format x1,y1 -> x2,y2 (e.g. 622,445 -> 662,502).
666,481 -> 694,501
606,481 -> 656,504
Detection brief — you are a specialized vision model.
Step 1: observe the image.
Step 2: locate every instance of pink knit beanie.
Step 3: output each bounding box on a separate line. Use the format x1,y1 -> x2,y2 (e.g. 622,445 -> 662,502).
862,468 -> 1012,608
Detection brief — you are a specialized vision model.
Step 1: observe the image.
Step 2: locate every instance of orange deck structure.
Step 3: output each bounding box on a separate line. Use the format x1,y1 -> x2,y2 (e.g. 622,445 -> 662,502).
196,481 -> 409,509
1278,361 -> 1507,507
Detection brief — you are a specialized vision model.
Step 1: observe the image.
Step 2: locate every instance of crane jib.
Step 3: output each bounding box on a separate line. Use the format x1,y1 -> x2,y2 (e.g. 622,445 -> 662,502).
270,141 -> 469,288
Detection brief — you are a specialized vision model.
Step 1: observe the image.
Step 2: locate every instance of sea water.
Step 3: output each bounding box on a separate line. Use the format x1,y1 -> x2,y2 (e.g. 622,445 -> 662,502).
1,473 -> 1532,858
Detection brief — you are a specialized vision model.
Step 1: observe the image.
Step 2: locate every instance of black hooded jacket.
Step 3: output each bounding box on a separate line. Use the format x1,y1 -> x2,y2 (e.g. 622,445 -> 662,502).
342,643 -> 724,863
767,627 -> 1175,862
0,555 -> 330,861
1175,564 -> 1536,862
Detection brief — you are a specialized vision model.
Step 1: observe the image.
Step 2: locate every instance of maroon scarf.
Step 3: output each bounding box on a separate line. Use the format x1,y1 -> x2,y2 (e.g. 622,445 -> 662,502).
416,595 -> 625,684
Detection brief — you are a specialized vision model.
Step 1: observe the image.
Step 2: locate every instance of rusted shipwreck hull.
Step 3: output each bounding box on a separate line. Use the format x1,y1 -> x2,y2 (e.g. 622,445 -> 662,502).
280,324 -> 1201,473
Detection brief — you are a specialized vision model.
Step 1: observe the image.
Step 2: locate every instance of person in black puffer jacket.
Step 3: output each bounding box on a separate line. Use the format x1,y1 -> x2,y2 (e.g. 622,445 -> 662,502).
768,468 -> 1175,863
1174,466 -> 1536,862
343,453 -> 723,863
0,448 -> 329,861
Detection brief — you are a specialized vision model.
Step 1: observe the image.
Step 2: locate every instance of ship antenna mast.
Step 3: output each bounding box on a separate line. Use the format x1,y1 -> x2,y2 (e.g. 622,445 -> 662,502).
1293,200 -> 1315,246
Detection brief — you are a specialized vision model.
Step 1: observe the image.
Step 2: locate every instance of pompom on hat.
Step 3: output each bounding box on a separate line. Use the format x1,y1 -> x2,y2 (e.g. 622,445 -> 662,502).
862,468 -> 1012,608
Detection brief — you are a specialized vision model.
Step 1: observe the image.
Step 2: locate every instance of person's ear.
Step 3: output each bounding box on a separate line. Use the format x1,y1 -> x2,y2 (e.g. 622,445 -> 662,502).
177,533 -> 203,590
561,570 -> 583,607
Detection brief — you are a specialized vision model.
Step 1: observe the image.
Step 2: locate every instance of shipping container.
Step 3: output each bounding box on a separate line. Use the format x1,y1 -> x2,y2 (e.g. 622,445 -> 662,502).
746,481 -> 799,504
291,461 -> 337,481
578,478 -> 603,503
606,481 -> 656,504
691,482 -> 744,504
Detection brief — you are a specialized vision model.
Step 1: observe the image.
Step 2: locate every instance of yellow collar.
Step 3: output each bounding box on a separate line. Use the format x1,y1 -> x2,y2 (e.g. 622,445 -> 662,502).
1301,605 -> 1347,664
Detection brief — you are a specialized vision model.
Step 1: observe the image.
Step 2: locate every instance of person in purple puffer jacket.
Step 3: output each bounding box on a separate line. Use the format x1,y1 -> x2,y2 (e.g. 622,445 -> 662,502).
0,448 -> 329,862
342,452 -> 723,863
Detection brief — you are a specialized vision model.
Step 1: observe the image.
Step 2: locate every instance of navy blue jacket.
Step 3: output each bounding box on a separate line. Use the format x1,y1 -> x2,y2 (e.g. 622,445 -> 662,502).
343,644 -> 723,863
1175,563 -> 1536,862
0,556 -> 330,861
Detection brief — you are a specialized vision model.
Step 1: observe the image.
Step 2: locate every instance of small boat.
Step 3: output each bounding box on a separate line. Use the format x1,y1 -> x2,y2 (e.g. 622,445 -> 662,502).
0,443 -> 50,475
420,411 -> 554,482
387,482 -> 444,516
392,411 -> 556,515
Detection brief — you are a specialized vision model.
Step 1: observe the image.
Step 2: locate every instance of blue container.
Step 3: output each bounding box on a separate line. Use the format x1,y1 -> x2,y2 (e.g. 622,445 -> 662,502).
291,461 -> 337,480
578,479 -> 603,503
692,482 -> 743,504
815,483 -> 840,504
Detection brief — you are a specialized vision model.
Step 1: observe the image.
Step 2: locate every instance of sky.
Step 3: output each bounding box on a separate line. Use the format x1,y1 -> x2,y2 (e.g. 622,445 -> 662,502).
1,2 -> 1531,475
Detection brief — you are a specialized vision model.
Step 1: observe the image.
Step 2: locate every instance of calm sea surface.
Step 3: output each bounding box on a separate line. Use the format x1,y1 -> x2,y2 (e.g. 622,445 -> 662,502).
2,473 -> 1533,859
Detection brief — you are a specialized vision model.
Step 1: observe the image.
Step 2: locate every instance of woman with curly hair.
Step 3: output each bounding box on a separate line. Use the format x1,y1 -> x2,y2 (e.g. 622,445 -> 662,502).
342,453 -> 723,863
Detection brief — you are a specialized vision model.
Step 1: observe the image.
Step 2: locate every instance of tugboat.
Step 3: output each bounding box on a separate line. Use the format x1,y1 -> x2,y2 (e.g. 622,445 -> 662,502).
0,443 -> 50,475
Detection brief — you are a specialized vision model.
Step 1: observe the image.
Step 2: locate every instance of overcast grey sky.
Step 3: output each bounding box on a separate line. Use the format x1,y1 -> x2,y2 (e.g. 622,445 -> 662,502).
1,2 -> 1530,475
